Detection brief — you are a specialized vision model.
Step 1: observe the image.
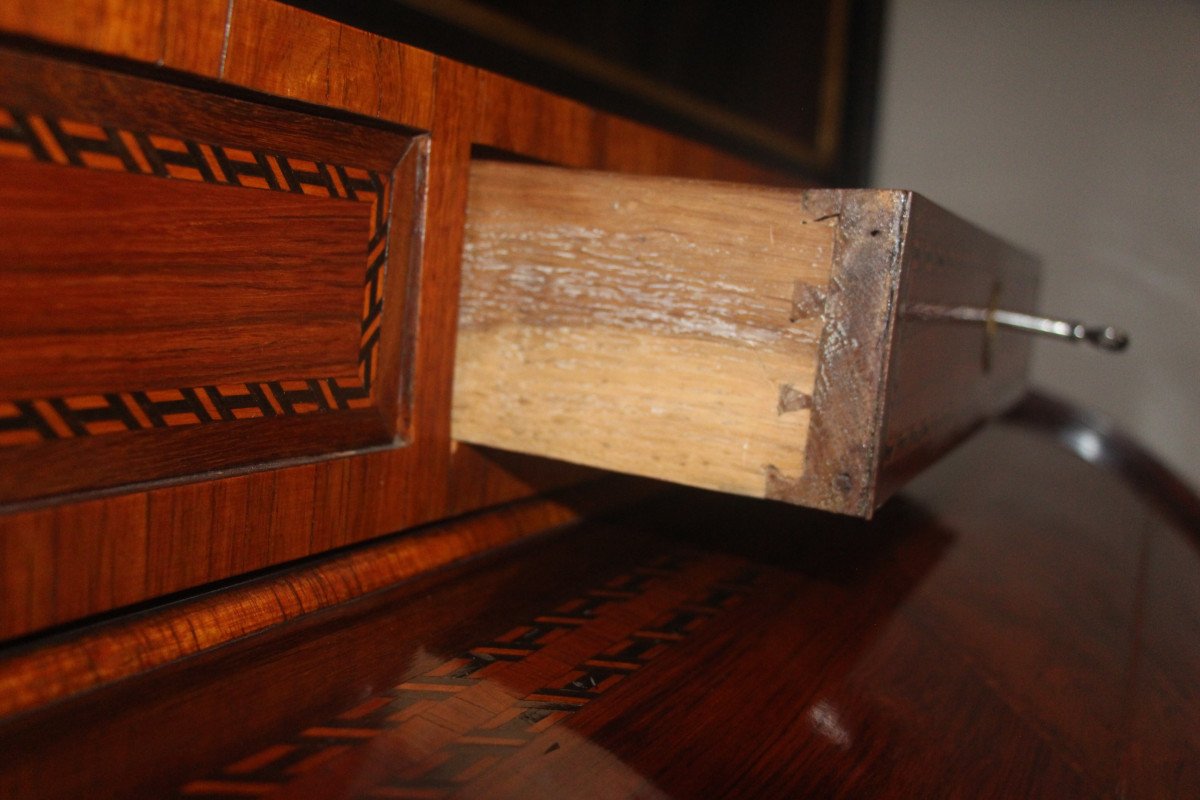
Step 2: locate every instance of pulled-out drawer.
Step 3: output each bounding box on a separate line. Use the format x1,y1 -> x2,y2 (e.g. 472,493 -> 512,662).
453,162 -> 1039,516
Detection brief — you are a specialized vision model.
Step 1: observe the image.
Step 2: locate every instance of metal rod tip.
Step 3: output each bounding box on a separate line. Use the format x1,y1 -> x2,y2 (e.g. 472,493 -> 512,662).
1081,326 -> 1130,352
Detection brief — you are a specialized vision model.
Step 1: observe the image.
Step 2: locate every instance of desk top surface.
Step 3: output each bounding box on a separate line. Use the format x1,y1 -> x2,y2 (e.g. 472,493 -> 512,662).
2,405 -> 1197,799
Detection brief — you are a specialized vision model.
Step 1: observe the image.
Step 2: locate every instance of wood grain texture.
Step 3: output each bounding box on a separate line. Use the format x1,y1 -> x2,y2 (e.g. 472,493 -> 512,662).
0,0 -> 437,127
770,191 -> 1040,513
0,0 -> 230,76
0,409 -> 389,509
432,60 -> 609,520
0,479 -> 643,720
473,70 -> 601,169
876,193 -> 1040,500
372,134 -> 426,437
0,492 -> 149,637
0,3 -> 810,642
0,0 -> 165,62
0,49 -> 418,505
455,171 -> 1035,515
454,161 -> 834,498
771,190 -> 1037,516
767,189 -> 912,514
0,49 -> 405,172
223,0 -> 436,128
161,0 -> 231,77
0,158 -> 365,396
1,421 -> 1197,798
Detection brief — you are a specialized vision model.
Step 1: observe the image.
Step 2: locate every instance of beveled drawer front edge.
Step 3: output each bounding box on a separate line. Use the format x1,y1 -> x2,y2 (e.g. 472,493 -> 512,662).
0,104 -> 388,445
0,49 -> 423,505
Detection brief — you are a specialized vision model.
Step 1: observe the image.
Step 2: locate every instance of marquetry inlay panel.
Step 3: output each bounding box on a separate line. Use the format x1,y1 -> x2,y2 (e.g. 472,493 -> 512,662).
0,50 -> 420,504
0,106 -> 389,447
178,550 -> 759,798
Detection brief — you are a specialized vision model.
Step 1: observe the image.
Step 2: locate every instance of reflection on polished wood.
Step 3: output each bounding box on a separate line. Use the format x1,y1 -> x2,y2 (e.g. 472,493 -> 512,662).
0,413 -> 1197,798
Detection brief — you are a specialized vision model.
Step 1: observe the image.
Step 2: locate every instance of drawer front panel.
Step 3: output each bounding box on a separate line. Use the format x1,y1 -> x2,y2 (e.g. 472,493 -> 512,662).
0,50 -> 420,505
0,155 -> 369,398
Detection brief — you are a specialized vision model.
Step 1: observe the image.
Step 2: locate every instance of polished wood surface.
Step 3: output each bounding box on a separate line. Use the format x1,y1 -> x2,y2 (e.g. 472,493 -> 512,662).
0,46 -> 416,504
0,5 -> 1190,798
0,1 -> 788,641
0,416 -> 1195,798
0,478 -> 653,719
0,0 -> 167,64
223,0 -> 437,127
0,158 -> 366,396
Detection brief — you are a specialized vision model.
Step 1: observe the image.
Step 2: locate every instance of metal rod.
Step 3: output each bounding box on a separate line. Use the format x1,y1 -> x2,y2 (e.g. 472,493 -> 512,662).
905,303 -> 1129,352
990,310 -> 1129,351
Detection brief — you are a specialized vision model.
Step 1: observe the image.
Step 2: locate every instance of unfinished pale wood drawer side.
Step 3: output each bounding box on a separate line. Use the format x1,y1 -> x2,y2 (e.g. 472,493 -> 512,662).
453,162 -> 1038,517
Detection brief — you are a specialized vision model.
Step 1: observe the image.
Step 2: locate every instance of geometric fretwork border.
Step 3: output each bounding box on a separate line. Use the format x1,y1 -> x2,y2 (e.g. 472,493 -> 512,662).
178,552 -> 760,799
0,106 -> 392,447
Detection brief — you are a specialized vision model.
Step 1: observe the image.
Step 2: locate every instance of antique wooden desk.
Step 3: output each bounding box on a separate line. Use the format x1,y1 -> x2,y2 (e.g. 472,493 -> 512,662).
0,3 -> 1197,797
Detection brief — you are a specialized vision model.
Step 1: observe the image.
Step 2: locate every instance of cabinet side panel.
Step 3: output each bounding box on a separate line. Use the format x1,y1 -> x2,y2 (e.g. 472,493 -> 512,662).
875,193 -> 1039,503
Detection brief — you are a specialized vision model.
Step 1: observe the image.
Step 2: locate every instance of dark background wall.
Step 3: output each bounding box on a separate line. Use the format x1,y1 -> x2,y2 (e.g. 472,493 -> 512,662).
289,0 -> 885,183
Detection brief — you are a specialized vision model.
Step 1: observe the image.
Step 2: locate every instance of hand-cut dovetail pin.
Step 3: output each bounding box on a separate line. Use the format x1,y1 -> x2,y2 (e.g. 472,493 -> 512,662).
778,384 -> 813,414
791,282 -> 827,322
